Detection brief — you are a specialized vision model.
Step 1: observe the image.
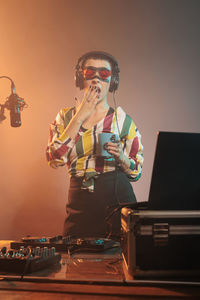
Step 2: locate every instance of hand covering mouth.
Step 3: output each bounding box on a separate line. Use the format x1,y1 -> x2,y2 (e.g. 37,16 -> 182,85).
92,85 -> 101,93
96,87 -> 101,93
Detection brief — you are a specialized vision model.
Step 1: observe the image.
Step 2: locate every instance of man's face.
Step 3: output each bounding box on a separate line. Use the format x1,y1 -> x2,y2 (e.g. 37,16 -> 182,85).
82,59 -> 112,101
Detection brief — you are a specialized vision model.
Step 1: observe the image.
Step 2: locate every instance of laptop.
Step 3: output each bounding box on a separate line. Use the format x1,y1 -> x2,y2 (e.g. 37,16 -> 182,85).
120,131 -> 200,210
148,131 -> 200,210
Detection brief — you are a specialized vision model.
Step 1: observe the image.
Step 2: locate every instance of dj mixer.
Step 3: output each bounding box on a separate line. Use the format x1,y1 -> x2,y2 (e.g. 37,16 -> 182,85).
10,235 -> 118,253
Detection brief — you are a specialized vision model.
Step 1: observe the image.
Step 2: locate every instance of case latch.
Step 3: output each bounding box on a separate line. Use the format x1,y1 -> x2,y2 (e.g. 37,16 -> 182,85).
153,223 -> 169,246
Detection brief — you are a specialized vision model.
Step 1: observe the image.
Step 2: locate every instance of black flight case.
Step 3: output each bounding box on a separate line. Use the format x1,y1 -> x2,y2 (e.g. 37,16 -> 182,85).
121,208 -> 200,279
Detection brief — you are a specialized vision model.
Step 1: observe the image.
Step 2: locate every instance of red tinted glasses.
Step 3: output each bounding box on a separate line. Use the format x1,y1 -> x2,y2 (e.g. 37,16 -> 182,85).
83,67 -> 112,81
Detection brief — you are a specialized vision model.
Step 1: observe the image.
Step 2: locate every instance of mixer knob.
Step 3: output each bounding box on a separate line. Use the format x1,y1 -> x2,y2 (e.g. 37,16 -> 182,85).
1,247 -> 7,255
7,250 -> 14,257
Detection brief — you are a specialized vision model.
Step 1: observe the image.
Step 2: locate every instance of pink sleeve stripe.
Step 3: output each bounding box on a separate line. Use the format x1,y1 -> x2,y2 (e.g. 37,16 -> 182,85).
129,136 -> 139,158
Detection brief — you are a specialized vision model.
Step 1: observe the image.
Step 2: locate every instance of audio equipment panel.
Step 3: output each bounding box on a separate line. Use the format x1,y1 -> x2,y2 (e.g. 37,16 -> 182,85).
10,236 -> 118,253
0,246 -> 61,274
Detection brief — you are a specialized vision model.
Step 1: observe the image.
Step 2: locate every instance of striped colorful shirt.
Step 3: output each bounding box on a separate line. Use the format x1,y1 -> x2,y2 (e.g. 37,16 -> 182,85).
46,106 -> 144,191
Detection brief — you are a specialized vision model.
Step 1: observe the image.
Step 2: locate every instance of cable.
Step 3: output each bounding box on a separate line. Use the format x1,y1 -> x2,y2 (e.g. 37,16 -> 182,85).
0,76 -> 16,93
112,91 -> 121,137
105,92 -> 122,240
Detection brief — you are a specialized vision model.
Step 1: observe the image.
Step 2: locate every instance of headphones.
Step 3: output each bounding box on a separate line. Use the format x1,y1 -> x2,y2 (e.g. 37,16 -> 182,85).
75,51 -> 120,92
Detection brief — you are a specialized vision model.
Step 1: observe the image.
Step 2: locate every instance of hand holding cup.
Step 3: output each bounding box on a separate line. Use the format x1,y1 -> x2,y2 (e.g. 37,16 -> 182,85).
99,133 -> 120,158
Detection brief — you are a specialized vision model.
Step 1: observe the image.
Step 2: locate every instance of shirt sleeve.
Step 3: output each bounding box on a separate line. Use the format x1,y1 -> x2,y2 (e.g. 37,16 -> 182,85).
122,119 -> 144,181
46,108 -> 76,168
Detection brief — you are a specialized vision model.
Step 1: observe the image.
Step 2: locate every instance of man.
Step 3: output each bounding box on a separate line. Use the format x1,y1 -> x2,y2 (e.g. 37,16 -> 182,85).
46,51 -> 143,239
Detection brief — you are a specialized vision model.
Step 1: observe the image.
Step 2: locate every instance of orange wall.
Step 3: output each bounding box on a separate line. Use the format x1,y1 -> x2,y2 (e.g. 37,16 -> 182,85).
0,0 -> 200,239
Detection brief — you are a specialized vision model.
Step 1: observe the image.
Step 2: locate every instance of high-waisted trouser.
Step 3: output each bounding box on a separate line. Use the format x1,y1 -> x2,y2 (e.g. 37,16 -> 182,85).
63,170 -> 136,239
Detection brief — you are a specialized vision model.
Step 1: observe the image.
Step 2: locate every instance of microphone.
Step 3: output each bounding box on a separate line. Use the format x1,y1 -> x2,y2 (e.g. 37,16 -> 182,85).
8,93 -> 22,127
0,76 -> 27,127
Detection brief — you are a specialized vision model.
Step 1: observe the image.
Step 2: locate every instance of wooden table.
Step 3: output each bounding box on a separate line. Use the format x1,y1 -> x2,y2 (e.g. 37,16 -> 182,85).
0,240 -> 200,299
